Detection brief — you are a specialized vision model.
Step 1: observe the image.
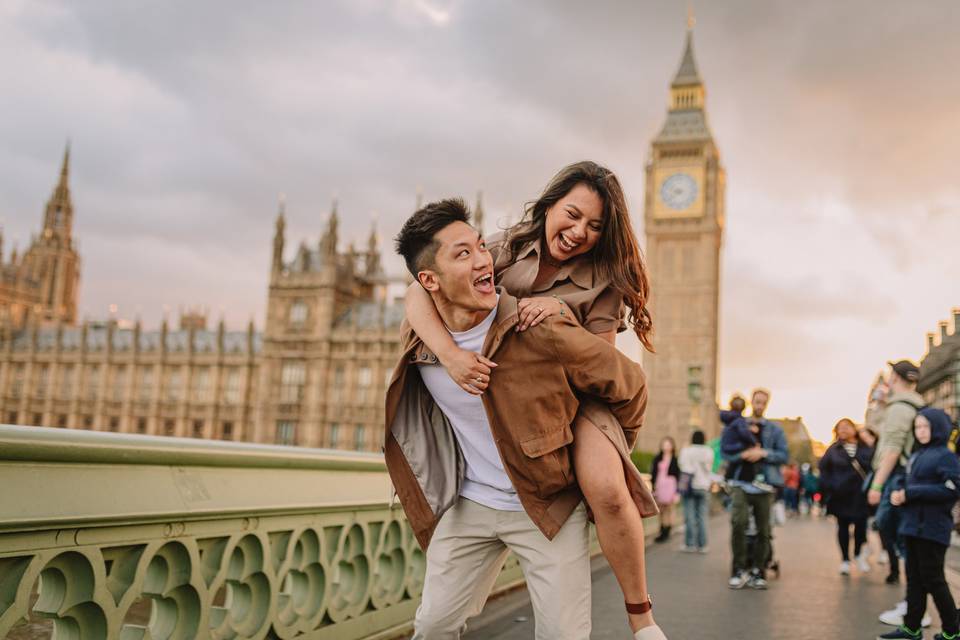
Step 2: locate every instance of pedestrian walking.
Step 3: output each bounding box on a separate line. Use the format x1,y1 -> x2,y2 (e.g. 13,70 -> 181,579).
871,360 -> 926,630
678,430 -> 714,553
818,418 -> 873,576
783,462 -> 801,516
869,360 -> 924,586
877,408 -> 960,640
652,437 -> 680,543
799,463 -> 819,515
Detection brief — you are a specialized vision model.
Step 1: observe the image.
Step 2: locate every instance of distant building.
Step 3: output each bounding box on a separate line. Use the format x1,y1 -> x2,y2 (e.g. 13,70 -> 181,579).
0,146 -> 80,329
776,417 -> 817,465
641,27 -> 725,449
0,151 -> 405,451
918,310 -> 960,424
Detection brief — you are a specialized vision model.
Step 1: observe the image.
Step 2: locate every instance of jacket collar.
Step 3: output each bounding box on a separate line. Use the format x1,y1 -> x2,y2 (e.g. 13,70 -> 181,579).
406,289 -> 520,364
515,237 -> 596,290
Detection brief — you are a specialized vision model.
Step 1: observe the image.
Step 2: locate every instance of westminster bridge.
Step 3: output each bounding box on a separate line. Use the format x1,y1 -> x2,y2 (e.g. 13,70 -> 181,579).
3,424 -> 959,640
0,424 -> 538,640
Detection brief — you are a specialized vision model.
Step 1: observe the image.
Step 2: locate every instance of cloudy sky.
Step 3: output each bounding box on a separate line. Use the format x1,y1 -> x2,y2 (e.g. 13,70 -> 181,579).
3,0 -> 959,442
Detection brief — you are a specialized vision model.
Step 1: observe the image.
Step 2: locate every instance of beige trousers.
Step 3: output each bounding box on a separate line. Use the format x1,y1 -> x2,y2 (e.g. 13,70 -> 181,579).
412,497 -> 591,640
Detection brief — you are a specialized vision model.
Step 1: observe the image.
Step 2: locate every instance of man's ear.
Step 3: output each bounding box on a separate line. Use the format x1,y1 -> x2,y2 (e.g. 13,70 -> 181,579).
417,270 -> 440,293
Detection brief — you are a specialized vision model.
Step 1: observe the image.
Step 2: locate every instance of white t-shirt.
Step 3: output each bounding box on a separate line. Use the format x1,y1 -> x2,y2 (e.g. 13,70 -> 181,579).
678,444 -> 715,491
418,299 -> 523,511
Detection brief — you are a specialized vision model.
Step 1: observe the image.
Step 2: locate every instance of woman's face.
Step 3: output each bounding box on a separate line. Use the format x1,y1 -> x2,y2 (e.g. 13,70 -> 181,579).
543,183 -> 604,263
915,415 -> 932,445
836,421 -> 856,442
661,438 -> 674,454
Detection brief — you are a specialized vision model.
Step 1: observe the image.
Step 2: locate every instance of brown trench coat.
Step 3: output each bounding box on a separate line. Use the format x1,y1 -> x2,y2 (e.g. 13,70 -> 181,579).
489,231 -> 660,525
383,290 -> 649,550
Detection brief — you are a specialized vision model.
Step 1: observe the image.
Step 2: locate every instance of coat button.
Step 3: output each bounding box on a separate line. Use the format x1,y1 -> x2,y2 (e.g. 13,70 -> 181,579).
430,355 -> 437,363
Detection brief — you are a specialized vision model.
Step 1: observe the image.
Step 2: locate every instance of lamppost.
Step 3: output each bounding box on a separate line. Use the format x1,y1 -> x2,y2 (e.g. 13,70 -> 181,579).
687,365 -> 703,431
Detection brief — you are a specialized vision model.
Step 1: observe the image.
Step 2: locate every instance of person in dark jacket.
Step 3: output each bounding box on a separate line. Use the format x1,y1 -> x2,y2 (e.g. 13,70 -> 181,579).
818,418 -> 873,576
879,408 -> 960,640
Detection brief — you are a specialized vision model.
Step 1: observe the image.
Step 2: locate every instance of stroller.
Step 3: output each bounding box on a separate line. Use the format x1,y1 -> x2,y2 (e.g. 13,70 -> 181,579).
745,507 -> 781,579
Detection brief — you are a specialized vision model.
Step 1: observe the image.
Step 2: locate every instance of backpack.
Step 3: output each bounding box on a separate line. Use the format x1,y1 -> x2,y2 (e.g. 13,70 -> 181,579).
891,399 -> 927,456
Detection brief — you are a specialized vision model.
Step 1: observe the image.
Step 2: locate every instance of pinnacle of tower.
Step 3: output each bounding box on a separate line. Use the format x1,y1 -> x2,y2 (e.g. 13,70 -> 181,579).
474,191 -> 485,234
60,141 -> 71,183
672,30 -> 702,88
367,219 -> 378,252
272,194 -> 286,270
318,197 -> 340,259
365,218 -> 382,276
49,141 -> 72,204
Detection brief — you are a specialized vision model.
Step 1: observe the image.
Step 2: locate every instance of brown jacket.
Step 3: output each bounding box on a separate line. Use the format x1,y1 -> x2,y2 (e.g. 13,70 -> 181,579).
384,290 -> 648,550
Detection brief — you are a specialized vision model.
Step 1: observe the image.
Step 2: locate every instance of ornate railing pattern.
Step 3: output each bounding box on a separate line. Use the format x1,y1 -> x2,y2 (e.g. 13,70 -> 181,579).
0,426 -> 525,640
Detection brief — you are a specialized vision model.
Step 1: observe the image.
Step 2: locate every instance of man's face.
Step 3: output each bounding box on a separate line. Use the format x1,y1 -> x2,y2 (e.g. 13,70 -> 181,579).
751,392 -> 769,417
418,221 -> 496,312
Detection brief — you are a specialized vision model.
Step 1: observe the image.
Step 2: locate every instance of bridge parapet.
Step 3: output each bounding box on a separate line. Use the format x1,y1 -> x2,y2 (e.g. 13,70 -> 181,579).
0,425 -> 526,639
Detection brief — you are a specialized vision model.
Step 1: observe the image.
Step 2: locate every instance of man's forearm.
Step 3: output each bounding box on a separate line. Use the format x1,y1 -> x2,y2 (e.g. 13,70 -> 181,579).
872,450 -> 900,489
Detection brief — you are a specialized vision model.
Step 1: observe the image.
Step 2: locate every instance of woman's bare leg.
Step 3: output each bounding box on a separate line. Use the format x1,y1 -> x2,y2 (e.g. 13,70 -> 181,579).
573,417 -> 655,633
660,503 -> 673,528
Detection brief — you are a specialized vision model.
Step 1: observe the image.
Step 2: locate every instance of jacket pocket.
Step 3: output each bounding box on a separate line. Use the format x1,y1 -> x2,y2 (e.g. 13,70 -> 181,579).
519,426 -> 575,498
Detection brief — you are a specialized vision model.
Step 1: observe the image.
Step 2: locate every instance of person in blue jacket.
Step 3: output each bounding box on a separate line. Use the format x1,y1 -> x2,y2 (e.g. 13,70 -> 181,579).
721,389 -> 789,590
879,408 -> 960,640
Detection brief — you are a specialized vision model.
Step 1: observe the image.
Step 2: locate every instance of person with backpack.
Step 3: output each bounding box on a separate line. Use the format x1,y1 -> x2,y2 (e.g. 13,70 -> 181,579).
870,360 -> 930,628
818,418 -> 873,575
877,408 -> 960,640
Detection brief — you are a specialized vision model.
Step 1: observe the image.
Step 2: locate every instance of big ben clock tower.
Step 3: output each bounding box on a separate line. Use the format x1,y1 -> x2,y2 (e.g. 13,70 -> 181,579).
639,26 -> 725,450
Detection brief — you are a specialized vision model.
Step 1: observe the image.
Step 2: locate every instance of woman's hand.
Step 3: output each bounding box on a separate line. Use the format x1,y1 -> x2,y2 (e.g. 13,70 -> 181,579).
890,489 -> 906,506
516,296 -> 564,332
438,346 -> 498,395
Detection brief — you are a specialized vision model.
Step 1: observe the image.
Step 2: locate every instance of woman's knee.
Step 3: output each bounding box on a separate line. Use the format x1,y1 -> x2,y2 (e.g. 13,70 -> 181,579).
582,478 -> 632,518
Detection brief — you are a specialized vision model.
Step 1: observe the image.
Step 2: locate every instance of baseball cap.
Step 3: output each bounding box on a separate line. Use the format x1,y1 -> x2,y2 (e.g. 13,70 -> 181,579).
888,359 -> 920,382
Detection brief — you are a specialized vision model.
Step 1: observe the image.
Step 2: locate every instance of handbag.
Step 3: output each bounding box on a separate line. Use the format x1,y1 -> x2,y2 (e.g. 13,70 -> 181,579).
678,472 -> 694,497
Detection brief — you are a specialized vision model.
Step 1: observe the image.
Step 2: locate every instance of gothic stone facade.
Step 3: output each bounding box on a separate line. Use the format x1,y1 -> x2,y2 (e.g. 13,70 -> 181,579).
0,154 -> 403,451
640,29 -> 725,450
918,310 -> 960,424
0,146 -> 79,330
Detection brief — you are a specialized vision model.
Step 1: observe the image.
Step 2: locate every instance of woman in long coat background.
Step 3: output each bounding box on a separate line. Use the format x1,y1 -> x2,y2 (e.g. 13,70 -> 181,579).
819,418 -> 874,575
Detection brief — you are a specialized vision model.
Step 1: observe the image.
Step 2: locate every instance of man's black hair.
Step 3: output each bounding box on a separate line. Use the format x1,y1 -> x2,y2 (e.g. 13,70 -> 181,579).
394,198 -> 471,277
691,430 -> 706,445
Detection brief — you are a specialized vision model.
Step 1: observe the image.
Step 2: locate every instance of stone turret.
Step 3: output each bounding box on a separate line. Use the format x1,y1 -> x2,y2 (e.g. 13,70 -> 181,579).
272,194 -> 286,273
319,199 -> 339,263
474,191 -> 485,235
365,221 -> 381,276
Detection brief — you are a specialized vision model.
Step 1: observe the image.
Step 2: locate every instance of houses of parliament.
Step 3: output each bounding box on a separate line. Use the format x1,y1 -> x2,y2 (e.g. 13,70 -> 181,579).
0,29 -> 727,452
0,146 -> 409,451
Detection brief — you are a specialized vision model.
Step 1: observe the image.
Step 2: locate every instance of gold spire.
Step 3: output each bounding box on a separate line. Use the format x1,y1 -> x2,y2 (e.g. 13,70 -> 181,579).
687,4 -> 696,31
474,190 -> 485,235
57,140 -> 71,189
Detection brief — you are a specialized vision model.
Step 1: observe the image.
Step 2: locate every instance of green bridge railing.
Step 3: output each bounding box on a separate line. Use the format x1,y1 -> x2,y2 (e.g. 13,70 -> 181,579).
0,425 -> 533,640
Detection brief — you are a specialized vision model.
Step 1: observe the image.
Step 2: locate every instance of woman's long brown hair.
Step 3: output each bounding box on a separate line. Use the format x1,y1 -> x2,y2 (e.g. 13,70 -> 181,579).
505,160 -> 654,351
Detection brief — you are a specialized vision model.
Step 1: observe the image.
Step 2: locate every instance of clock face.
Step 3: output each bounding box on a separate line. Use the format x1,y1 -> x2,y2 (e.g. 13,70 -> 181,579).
660,173 -> 698,211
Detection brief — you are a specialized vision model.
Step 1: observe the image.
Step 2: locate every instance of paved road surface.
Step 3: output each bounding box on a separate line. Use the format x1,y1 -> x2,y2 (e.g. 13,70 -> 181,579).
465,514 -> 960,639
